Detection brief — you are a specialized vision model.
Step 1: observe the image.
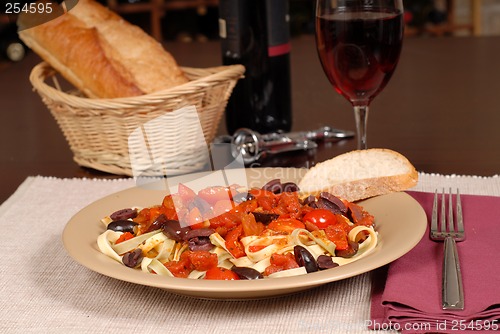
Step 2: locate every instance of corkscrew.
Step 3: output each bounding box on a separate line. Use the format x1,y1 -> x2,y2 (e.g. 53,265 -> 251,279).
215,126 -> 355,164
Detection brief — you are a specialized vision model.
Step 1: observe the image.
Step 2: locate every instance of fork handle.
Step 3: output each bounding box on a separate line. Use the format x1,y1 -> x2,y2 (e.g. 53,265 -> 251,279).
442,237 -> 465,310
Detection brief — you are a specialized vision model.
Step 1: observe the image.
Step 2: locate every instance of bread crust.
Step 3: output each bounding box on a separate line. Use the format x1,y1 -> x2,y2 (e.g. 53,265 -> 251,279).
298,148 -> 418,202
18,0 -> 189,98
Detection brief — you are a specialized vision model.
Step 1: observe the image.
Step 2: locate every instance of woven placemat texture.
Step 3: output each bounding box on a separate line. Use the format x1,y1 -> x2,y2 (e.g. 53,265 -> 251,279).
1,173 -> 498,333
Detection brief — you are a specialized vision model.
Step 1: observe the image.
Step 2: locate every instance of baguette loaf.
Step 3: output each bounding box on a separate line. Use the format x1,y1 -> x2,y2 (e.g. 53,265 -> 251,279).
18,0 -> 189,98
298,148 -> 418,202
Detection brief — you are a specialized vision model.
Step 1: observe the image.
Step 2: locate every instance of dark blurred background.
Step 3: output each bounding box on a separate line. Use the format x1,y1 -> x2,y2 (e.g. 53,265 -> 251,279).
1,0 -> 496,64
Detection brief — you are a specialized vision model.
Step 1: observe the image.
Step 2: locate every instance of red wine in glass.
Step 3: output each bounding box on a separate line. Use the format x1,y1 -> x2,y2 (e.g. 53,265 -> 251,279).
315,2 -> 404,149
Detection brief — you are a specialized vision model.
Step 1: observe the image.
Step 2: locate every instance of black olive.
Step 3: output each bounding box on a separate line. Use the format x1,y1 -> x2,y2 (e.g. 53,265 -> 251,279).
293,245 -> 318,273
319,192 -> 347,213
262,179 -> 283,194
161,219 -> 190,241
301,195 -> 316,206
317,255 -> 339,270
110,208 -> 138,221
145,214 -> 169,233
281,182 -> 300,193
183,228 -> 215,240
184,228 -> 216,251
107,219 -> 138,233
187,237 -> 213,251
232,266 -> 263,280
122,248 -> 143,268
252,212 -> 279,225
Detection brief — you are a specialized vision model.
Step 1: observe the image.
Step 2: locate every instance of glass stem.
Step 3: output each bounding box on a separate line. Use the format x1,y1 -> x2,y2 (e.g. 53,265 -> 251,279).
353,105 -> 369,150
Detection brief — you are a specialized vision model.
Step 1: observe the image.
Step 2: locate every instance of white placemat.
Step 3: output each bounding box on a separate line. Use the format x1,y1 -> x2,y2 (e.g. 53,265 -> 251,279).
1,173 -> 499,334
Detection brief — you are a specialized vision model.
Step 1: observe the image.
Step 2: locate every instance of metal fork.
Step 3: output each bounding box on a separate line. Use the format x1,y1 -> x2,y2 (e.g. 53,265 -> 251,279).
431,188 -> 465,310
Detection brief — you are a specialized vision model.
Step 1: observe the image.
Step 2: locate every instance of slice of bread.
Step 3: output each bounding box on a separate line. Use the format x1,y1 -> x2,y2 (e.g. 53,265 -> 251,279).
298,148 -> 418,202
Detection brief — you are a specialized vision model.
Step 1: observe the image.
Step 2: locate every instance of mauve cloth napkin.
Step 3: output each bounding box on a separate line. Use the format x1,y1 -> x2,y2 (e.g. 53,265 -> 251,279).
370,191 -> 500,333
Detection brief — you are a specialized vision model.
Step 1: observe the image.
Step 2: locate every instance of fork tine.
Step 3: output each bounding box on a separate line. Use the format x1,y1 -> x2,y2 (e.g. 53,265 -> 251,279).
440,189 -> 446,233
448,188 -> 454,234
432,190 -> 438,232
456,189 -> 464,234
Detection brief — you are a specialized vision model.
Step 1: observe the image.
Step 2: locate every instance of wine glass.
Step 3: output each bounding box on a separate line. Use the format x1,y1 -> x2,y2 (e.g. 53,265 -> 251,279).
315,0 -> 404,149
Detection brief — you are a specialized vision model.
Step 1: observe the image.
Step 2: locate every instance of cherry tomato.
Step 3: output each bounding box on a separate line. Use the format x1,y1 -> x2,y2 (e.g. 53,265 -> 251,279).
204,267 -> 240,280
267,218 -> 305,233
198,186 -> 233,205
302,209 -> 338,229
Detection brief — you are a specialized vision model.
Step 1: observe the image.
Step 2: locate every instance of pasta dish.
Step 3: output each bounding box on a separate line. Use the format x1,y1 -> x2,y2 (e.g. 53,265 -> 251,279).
97,179 -> 378,280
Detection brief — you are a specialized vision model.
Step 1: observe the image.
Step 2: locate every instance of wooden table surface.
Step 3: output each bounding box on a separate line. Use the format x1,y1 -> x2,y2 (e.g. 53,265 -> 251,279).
2,34 -> 500,204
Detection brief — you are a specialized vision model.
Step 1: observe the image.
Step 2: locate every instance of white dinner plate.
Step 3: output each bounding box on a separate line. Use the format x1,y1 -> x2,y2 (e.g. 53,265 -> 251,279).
62,167 -> 427,299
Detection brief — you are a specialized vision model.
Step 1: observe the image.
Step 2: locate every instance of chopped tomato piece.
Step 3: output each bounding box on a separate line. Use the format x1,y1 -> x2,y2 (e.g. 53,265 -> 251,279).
204,267 -> 240,280
324,223 -> 350,250
149,206 -> 163,224
264,253 -> 299,276
178,183 -> 196,204
240,213 -> 265,237
115,232 -> 134,244
188,251 -> 218,272
224,225 -> 245,258
214,226 -> 228,237
213,199 -> 236,217
267,218 -> 305,233
249,189 -> 278,211
231,198 -> 258,215
163,208 -> 178,221
136,206 -> 166,234
134,207 -> 151,226
198,186 -> 234,205
164,253 -> 193,278
162,195 -> 176,210
209,211 -> 240,230
185,207 -> 206,229
273,192 -> 302,218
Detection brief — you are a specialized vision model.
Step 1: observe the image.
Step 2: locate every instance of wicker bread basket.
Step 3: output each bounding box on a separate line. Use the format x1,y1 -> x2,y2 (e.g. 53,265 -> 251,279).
30,62 -> 245,176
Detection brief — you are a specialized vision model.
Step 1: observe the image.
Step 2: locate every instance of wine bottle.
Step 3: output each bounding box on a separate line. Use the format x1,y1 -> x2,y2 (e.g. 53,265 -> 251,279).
219,0 -> 292,135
